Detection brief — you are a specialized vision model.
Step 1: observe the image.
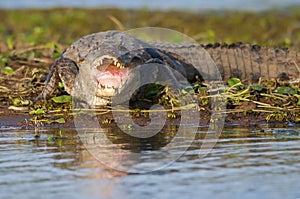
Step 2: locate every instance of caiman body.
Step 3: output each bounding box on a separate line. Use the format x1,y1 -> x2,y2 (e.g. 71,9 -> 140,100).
37,30 -> 300,106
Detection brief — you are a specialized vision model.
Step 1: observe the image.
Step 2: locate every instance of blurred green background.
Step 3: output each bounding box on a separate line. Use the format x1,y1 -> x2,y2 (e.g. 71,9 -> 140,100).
0,7 -> 299,53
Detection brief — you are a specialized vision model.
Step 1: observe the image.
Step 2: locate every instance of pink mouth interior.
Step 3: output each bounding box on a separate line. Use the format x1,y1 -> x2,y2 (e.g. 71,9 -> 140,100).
92,64 -> 129,89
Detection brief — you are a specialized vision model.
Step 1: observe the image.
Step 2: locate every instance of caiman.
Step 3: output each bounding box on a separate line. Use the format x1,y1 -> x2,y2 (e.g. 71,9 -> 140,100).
36,30 -> 300,106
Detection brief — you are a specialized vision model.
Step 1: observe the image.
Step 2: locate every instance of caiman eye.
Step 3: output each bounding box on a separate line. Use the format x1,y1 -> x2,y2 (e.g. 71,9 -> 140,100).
118,51 -> 142,64
131,55 -> 142,63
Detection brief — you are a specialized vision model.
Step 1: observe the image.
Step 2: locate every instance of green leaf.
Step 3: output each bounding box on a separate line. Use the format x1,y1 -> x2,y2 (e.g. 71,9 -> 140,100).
21,100 -> 30,106
228,77 -> 241,87
181,89 -> 188,94
51,95 -> 71,103
276,87 -> 297,95
249,84 -> 263,91
12,98 -> 21,105
6,36 -> 14,50
197,87 -> 208,92
283,38 -> 291,46
29,108 -> 45,115
55,118 -> 65,124
53,52 -> 61,59
2,66 -> 15,75
0,60 -> 7,67
48,135 -> 55,142
0,52 -> 10,67
181,86 -> 194,95
58,82 -> 64,89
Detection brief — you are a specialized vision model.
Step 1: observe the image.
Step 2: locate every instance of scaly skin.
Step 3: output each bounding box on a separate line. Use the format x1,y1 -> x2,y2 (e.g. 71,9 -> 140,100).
151,42 -> 300,82
36,30 -> 300,106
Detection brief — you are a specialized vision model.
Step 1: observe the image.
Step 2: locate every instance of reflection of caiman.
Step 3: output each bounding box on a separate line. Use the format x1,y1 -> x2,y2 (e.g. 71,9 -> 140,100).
36,30 -> 300,106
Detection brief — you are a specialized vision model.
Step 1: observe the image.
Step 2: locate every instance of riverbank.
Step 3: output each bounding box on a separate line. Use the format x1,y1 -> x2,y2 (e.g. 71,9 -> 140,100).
0,8 -> 299,127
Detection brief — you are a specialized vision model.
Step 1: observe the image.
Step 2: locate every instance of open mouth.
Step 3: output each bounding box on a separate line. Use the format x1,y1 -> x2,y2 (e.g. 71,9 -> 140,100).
91,55 -> 129,96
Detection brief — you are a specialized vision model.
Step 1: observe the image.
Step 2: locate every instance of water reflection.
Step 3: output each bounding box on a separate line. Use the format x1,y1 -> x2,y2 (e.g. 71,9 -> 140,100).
77,118 -> 199,173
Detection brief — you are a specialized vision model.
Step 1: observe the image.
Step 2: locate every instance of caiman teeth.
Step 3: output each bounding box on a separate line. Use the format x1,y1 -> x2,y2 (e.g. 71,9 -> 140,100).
93,55 -> 125,69
98,82 -> 116,89
114,61 -> 125,69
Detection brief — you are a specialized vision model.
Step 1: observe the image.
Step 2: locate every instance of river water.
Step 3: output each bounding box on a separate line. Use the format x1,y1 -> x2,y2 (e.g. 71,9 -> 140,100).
1,124 -> 299,199
0,0 -> 299,10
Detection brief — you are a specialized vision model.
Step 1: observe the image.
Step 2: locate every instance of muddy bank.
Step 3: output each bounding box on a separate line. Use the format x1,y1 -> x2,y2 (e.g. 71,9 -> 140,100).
0,107 -> 299,130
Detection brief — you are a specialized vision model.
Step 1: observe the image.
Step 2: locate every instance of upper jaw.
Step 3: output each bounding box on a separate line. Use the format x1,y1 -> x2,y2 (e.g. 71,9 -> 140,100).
92,55 -> 125,70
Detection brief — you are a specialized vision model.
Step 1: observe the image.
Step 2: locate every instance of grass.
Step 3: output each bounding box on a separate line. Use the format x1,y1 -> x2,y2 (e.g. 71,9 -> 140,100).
1,7 -> 300,47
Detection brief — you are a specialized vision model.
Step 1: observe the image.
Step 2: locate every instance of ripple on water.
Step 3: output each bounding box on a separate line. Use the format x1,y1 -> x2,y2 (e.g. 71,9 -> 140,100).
0,126 -> 299,199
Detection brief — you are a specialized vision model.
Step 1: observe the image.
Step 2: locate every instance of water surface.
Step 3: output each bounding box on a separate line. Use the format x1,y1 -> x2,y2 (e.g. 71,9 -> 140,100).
0,125 -> 300,199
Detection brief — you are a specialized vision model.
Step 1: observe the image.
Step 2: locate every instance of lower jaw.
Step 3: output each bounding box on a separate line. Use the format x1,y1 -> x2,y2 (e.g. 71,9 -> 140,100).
94,88 -> 117,106
96,87 -> 117,97
94,89 -> 129,106
93,96 -> 111,106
